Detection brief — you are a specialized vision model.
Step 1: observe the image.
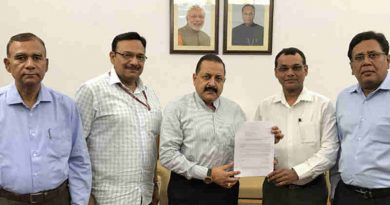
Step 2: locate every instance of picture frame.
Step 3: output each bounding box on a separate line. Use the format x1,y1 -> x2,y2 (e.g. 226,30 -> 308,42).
170,0 -> 219,54
223,0 -> 274,54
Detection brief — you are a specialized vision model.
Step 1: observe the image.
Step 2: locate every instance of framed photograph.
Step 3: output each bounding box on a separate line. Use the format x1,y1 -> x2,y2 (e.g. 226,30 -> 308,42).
223,0 -> 274,54
170,0 -> 219,54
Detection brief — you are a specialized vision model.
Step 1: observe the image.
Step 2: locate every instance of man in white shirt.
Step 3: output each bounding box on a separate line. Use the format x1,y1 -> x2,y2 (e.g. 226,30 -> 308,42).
76,32 -> 162,205
255,47 -> 339,205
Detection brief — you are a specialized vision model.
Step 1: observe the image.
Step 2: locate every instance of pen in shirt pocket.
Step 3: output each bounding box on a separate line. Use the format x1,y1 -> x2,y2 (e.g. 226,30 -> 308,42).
48,128 -> 52,139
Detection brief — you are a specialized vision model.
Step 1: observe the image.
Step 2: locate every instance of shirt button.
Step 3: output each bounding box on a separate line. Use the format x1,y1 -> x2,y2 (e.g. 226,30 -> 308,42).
33,173 -> 38,177
33,152 -> 38,157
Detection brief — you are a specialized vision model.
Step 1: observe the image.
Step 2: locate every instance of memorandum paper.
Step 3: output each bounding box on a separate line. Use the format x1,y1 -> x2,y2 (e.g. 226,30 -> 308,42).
234,121 -> 274,177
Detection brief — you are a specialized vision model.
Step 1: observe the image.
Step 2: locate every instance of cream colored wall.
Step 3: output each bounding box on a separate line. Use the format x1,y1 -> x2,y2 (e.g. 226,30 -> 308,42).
1,0 -> 390,117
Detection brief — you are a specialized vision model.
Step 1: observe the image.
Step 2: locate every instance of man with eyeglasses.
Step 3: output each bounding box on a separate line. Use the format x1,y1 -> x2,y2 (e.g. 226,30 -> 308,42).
255,47 -> 339,205
0,33 -> 91,205
232,4 -> 264,46
178,5 -> 210,46
331,31 -> 390,205
75,32 -> 162,205
160,54 -> 283,205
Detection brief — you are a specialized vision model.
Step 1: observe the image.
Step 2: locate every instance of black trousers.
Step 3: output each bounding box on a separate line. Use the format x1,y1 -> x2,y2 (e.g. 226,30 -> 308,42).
334,180 -> 390,205
168,172 -> 239,205
0,183 -> 70,205
262,175 -> 328,205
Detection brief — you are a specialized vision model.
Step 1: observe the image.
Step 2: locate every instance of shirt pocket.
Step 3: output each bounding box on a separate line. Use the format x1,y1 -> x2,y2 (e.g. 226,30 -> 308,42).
47,127 -> 72,158
372,116 -> 390,144
298,122 -> 319,144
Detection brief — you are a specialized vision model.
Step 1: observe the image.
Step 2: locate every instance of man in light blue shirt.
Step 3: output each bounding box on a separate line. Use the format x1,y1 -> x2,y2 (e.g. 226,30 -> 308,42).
0,33 -> 91,205
332,31 -> 390,204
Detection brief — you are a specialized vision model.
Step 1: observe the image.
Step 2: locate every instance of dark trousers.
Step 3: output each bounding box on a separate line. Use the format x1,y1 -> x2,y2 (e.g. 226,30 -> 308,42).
168,172 -> 239,205
334,180 -> 390,205
0,182 -> 70,205
262,175 -> 328,205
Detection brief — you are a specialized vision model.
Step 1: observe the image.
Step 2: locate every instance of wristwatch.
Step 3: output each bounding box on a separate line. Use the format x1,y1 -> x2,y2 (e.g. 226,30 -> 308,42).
204,168 -> 213,184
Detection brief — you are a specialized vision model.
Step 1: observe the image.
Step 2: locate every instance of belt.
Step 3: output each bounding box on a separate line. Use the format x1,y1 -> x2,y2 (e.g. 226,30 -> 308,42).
287,174 -> 325,190
0,180 -> 68,204
342,181 -> 390,199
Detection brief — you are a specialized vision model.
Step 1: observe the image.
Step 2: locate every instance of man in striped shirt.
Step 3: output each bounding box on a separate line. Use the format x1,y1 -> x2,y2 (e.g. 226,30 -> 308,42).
160,54 -> 282,205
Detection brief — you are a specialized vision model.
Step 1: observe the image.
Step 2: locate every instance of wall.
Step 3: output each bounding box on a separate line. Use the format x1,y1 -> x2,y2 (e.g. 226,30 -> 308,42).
1,0 -> 390,118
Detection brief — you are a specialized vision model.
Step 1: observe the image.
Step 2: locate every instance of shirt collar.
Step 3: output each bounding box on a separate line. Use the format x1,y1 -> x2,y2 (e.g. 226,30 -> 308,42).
108,67 -> 122,85
108,67 -> 146,93
348,72 -> 390,94
272,87 -> 313,105
6,83 -> 52,105
194,92 -> 220,110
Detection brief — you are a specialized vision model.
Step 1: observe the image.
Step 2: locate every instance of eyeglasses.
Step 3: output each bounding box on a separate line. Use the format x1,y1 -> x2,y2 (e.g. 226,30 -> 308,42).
352,52 -> 386,63
276,65 -> 305,73
114,51 -> 147,62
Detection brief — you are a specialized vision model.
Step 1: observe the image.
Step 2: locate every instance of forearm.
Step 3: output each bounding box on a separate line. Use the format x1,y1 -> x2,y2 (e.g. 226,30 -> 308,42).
68,148 -> 92,204
293,133 -> 339,180
69,128 -> 92,204
160,149 -> 207,180
294,103 -> 339,180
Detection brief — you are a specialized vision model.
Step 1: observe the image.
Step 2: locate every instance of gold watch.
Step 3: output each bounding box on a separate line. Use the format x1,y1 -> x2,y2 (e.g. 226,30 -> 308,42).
204,168 -> 213,184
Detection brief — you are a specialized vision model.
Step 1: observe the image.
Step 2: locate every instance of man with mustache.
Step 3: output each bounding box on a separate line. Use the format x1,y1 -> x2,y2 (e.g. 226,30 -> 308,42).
178,5 -> 210,46
75,32 -> 162,205
0,33 -> 91,205
160,54 -> 283,205
255,47 -> 339,205
331,31 -> 390,205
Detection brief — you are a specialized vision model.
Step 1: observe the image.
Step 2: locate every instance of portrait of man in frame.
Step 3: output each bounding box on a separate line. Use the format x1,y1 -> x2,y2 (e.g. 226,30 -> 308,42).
170,0 -> 219,54
223,0 -> 274,54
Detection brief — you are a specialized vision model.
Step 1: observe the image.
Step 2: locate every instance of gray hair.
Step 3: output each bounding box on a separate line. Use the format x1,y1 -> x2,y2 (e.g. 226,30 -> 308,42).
186,5 -> 205,18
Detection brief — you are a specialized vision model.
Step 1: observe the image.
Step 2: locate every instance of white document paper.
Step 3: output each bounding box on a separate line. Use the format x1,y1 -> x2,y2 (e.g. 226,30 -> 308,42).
234,121 -> 274,177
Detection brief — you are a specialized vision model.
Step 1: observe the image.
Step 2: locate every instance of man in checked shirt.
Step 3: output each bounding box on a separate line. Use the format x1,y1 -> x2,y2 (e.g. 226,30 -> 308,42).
76,32 -> 162,205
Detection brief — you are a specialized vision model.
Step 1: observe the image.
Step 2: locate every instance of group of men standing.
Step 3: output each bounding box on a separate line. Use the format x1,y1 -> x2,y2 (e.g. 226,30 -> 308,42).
0,30 -> 389,205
